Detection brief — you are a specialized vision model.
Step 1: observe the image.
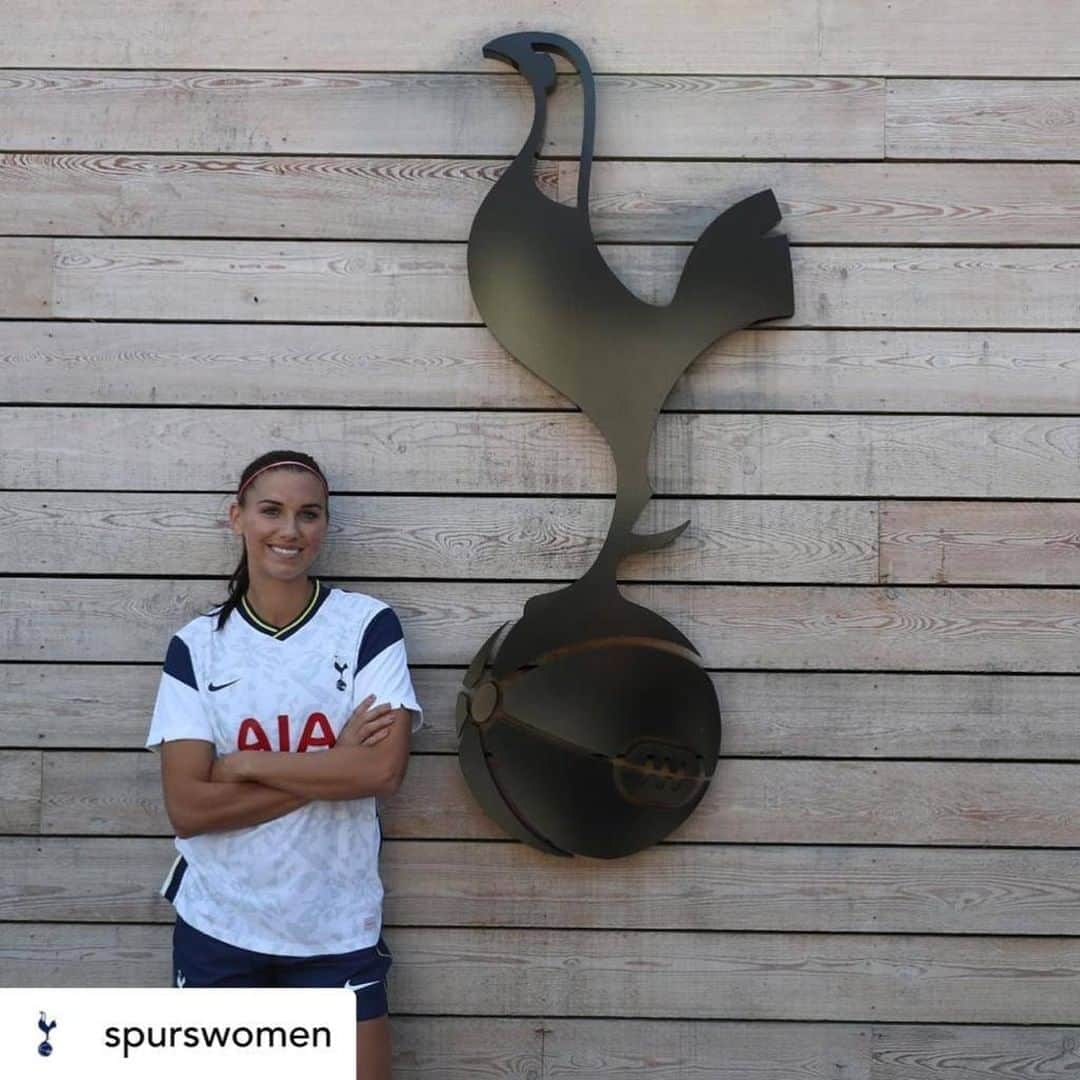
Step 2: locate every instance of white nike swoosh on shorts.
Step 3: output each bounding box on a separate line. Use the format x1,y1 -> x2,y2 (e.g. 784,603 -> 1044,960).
344,979 -> 380,991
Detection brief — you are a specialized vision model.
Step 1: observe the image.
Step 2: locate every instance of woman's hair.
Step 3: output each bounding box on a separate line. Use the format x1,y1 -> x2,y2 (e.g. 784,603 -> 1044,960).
212,449 -> 329,631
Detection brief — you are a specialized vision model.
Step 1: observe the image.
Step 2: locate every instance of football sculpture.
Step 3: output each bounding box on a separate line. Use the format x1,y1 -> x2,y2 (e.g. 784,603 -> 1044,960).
457,580 -> 722,859
458,32 -> 793,858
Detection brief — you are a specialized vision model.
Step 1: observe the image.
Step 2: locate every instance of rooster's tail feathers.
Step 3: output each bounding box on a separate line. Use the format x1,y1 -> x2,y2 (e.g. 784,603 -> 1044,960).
674,188 -> 793,327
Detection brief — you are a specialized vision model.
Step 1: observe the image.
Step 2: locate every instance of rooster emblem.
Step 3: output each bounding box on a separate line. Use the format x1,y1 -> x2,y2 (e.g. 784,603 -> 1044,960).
457,32 -> 794,858
38,1011 -> 57,1056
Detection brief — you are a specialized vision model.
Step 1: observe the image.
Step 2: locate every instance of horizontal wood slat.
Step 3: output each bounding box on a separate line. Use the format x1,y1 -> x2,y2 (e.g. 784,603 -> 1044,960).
880,502 -> 1080,585
11,156 -> 1080,244
3,923 -> 1079,1022
34,752 -> 1080,847
4,836 -> 1080,934
888,80 -> 1080,161
0,72 -> 883,158
0,751 -> 42,832
5,579 -> 1080,671
0,6 -> 822,74
5,409 -> 1079,498
818,1 -> 1080,77
444,1018 -> 1080,1080
0,492 -> 880,582
7,1 -> 1080,76
8,241 -> 1080,327
4,667 -> 1078,761
6,324 -> 1080,414
4,494 -> 1079,585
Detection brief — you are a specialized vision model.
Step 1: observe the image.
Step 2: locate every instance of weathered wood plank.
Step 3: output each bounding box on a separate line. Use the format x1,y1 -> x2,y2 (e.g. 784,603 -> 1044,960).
360,929 -> 1080,1021
4,409 -> 1079,498
881,502 -> 1080,585
6,324 -> 1080,414
4,836 -> 1079,935
5,667 -> 1079,762
0,155 -> 553,240
0,751 -> 41,832
3,241 -> 1078,328
3,923 -> 1079,1022
0,492 -> 878,582
0,72 -> 882,158
0,4 -> 820,72
7,0 -> 1080,76
820,1 -> 1080,77
888,80 -> 1080,160
14,157 -> 1080,245
8,493 -> 1080,586
0,238 -> 52,315
361,757 -> 1080,848
577,161 -> 1080,244
534,1019 -> 1080,1080
389,1017 -> 541,1080
6,579 -> 1080,671
36,752 -> 1080,847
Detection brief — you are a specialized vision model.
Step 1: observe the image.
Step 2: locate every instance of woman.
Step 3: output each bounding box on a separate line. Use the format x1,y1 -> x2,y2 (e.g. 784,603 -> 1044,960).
145,449 -> 423,1080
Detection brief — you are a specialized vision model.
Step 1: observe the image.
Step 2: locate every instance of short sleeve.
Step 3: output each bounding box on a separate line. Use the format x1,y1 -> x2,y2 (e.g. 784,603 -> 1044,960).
353,606 -> 424,734
144,634 -> 214,752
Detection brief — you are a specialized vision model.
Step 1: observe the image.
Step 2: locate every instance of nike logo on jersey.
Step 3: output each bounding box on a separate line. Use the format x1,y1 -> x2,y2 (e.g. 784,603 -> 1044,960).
208,679 -> 241,692
344,978 -> 380,992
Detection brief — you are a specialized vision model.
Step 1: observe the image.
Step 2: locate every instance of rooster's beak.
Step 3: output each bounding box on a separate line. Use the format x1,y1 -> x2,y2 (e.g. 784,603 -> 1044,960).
482,33 -> 529,69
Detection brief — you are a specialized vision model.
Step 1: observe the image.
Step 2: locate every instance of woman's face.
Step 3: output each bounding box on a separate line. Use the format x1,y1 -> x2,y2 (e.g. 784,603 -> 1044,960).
228,468 -> 329,585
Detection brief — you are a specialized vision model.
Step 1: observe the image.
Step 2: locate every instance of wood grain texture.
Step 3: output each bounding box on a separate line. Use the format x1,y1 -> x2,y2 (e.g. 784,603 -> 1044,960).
7,493 -> 1080,585
819,1 -> 1080,77
3,923 -> 1080,1022
530,1019 -> 1080,1080
5,409 -> 1080,498
5,578 -> 1080,671
5,836 -> 1080,935
888,81 -> 1080,161
10,155 -> 1080,245
575,161 -> 1080,244
0,751 -> 41,832
6,323 -> 1080,414
0,492 -> 879,582
0,72 -> 882,158
7,241 -> 1080,327
7,0 -> 1080,76
881,502 -> 1080,585
4,0 -> 1080,1050
35,752 -> 1080,847
0,3 -> 820,72
5,667 -> 1079,761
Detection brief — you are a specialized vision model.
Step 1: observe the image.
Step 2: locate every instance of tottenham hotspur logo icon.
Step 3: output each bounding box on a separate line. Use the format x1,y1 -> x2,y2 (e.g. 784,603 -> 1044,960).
37,1011 -> 57,1056
333,657 -> 348,692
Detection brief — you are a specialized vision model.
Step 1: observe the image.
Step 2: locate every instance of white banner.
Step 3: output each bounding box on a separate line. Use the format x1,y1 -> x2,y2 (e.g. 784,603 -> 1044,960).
0,989 -> 356,1079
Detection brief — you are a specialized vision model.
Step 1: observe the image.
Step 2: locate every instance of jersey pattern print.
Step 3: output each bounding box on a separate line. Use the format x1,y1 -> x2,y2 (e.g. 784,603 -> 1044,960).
145,583 -> 424,956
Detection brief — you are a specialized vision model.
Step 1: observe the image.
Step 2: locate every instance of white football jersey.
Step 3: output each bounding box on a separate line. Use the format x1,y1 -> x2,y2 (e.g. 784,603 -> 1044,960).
145,581 -> 423,956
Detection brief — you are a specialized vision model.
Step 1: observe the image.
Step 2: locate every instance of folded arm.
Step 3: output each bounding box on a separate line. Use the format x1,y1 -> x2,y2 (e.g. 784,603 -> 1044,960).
213,708 -> 412,801
160,739 -> 310,839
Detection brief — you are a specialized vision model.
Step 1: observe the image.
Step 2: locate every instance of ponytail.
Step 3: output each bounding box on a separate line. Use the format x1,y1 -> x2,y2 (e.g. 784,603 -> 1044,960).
210,449 -> 329,631
215,547 -> 252,631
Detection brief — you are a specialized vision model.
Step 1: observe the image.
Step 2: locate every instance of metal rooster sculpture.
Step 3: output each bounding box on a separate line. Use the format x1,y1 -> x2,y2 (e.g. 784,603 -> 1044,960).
456,31 -> 794,858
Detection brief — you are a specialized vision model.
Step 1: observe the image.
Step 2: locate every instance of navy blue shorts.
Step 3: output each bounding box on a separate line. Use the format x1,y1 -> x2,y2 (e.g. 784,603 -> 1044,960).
172,914 -> 393,1021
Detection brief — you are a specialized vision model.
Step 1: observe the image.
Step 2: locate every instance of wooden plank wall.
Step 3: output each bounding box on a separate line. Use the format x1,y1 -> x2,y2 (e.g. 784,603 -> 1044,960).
2,0 -> 1080,1074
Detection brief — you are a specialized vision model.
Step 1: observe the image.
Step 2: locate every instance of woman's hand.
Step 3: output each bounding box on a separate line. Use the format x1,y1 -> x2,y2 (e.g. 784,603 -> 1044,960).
337,695 -> 397,748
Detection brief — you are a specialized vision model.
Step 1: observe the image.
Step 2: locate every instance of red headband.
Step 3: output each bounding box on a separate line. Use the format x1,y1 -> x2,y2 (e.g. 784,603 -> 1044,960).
237,460 -> 328,500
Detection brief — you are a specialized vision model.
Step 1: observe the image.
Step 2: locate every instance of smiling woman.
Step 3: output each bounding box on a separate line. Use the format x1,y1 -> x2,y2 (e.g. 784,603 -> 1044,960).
144,449 -> 424,1080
